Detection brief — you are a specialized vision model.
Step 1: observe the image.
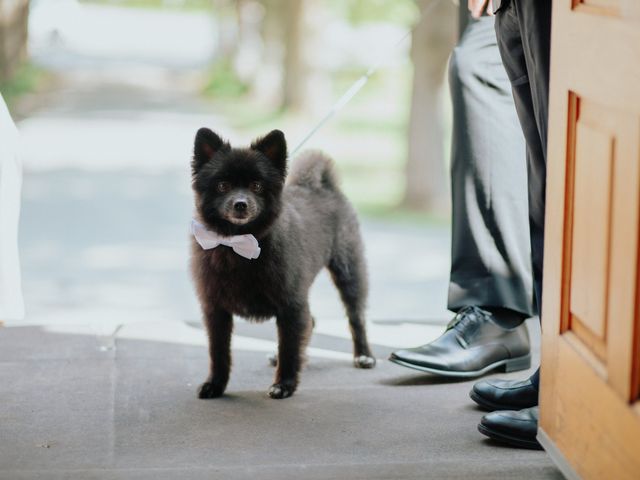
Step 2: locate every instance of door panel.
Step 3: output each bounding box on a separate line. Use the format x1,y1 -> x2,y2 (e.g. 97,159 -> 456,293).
569,113 -> 612,351
539,0 -> 640,478
564,96 -> 640,397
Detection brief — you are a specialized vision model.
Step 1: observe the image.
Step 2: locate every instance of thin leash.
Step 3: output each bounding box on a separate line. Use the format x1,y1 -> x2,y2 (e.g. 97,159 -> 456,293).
289,0 -> 445,158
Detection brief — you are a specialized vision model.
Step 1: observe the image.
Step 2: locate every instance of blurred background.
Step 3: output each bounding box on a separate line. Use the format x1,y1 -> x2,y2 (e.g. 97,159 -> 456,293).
1,0 -> 458,338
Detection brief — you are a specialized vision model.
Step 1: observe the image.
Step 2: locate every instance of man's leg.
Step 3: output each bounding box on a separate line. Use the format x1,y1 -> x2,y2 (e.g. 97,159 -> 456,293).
474,0 -> 552,450
495,0 -> 551,313
448,9 -> 534,323
389,7 -> 533,377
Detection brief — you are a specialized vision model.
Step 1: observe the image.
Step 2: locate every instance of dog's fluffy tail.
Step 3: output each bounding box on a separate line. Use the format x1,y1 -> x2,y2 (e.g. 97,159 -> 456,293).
287,150 -> 340,191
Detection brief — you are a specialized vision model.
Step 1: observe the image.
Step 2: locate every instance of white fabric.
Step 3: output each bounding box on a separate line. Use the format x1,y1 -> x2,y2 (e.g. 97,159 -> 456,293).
191,219 -> 261,260
0,94 -> 25,321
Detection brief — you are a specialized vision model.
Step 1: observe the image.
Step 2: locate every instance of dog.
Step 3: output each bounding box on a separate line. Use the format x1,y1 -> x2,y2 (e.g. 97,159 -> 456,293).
190,128 -> 375,399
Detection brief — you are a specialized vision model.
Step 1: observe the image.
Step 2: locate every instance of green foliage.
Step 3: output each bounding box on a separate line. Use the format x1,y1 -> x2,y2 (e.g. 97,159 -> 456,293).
81,0 -> 420,21
204,64 -> 420,219
0,62 -> 47,111
202,60 -> 250,99
327,0 -> 419,26
78,0 -> 211,10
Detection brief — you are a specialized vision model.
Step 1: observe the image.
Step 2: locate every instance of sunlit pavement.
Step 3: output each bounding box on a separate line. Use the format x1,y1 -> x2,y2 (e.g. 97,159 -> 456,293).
0,4 -> 559,478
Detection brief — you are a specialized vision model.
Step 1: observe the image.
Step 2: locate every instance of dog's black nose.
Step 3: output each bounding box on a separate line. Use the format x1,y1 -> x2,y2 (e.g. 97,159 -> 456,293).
234,201 -> 248,212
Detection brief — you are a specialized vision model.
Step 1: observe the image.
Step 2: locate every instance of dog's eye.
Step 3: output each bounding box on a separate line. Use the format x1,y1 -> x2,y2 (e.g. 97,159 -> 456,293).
217,181 -> 231,193
250,181 -> 263,193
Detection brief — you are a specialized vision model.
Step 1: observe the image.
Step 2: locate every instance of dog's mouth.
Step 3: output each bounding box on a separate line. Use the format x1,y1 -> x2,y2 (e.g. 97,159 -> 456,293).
227,215 -> 251,225
225,210 -> 256,225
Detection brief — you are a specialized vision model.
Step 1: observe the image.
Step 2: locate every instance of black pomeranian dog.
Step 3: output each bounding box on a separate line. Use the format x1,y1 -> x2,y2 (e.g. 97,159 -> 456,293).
190,128 -> 376,399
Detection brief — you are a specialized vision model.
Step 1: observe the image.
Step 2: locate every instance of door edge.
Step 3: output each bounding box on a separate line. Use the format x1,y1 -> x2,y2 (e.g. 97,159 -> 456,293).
537,428 -> 581,480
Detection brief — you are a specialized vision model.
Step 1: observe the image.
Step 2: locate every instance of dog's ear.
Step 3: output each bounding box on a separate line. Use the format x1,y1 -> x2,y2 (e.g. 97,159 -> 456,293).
193,128 -> 227,173
251,130 -> 287,173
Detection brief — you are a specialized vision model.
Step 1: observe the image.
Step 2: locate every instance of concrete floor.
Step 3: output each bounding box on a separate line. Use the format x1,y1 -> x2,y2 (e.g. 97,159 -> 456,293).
0,320 -> 560,480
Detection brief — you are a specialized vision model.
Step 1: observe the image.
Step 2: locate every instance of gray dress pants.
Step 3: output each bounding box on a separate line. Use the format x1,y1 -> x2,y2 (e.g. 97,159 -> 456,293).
494,0 -> 552,316
494,0 -> 552,389
447,7 -> 534,319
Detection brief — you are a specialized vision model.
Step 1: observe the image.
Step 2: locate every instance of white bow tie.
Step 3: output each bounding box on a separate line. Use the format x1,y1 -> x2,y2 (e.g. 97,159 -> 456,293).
191,219 -> 261,260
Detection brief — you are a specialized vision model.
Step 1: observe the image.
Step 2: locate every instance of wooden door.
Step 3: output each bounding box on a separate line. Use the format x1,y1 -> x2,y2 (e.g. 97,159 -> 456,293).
539,1 -> 640,479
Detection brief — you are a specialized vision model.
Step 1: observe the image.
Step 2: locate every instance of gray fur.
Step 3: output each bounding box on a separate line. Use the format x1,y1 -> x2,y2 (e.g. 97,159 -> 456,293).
191,129 -> 376,400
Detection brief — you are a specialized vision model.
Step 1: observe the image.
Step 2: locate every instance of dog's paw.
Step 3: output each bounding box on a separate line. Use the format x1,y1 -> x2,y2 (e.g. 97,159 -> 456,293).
268,382 -> 296,399
267,353 -> 278,367
354,355 -> 376,369
198,380 -> 226,399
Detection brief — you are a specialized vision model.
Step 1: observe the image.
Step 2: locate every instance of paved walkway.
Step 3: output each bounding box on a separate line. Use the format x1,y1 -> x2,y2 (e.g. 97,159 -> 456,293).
0,5 -> 560,478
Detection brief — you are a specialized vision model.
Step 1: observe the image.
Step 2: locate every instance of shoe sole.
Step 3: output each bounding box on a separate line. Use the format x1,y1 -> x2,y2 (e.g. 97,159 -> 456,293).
469,390 -> 538,412
388,353 -> 531,379
477,423 -> 543,450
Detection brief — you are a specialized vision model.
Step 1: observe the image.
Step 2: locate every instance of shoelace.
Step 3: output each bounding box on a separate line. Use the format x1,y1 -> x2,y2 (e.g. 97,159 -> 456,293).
446,305 -> 491,332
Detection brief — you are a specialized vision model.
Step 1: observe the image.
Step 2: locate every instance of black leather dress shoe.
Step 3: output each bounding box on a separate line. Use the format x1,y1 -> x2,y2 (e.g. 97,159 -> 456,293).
478,407 -> 542,450
470,377 -> 539,411
389,306 -> 530,377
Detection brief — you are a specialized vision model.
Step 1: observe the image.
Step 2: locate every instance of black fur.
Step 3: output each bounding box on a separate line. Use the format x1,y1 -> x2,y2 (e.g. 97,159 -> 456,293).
190,128 -> 375,400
